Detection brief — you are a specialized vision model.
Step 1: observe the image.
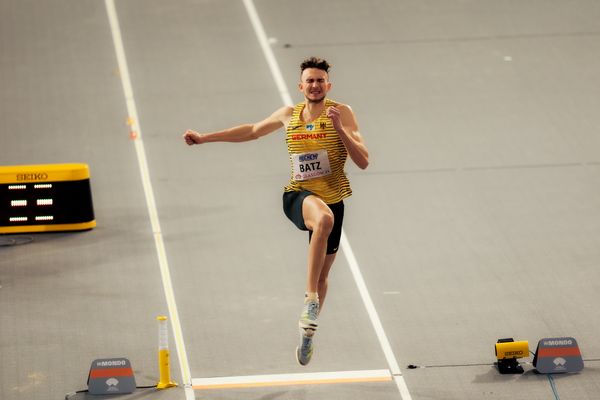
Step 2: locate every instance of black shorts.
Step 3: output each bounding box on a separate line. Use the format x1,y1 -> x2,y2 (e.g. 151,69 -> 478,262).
282,190 -> 344,254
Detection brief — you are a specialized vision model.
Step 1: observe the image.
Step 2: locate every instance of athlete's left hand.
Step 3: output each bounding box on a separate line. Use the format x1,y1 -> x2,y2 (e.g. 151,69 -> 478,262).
326,106 -> 344,132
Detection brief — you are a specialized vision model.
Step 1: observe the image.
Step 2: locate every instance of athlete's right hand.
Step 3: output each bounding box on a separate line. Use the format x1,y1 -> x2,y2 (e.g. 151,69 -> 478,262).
183,129 -> 204,145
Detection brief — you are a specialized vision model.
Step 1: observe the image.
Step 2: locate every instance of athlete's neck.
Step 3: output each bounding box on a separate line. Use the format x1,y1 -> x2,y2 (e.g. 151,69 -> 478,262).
302,99 -> 326,122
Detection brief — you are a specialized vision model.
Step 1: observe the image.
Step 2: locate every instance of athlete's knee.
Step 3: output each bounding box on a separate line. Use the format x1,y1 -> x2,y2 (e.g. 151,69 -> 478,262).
314,210 -> 334,235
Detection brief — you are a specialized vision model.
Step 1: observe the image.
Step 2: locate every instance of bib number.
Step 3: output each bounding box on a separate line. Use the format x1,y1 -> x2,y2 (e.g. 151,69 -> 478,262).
292,150 -> 331,181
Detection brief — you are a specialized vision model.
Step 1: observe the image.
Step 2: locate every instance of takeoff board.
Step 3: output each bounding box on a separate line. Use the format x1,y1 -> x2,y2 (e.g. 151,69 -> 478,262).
0,163 -> 96,233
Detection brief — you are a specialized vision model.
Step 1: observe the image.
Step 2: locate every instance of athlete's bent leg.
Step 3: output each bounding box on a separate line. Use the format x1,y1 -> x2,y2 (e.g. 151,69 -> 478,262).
296,195 -> 335,366
302,195 -> 334,294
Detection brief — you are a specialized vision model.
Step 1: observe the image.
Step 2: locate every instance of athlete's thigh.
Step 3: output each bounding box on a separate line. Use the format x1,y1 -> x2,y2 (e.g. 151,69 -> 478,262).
302,195 -> 333,231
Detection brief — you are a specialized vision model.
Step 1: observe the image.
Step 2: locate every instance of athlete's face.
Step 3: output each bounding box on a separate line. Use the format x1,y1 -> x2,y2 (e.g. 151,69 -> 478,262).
299,68 -> 331,103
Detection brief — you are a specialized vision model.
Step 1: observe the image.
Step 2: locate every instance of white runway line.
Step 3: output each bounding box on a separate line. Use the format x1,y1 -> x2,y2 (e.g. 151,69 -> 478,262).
340,233 -> 413,399
241,1 -> 413,399
104,1 -> 193,399
242,0 -> 293,106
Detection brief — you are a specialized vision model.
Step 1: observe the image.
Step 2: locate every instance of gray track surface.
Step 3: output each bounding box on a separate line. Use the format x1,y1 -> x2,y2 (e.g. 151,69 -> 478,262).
1,1 -> 600,399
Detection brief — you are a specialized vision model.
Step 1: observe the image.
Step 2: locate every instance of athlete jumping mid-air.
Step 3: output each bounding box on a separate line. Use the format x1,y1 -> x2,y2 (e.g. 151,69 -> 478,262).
183,57 -> 369,365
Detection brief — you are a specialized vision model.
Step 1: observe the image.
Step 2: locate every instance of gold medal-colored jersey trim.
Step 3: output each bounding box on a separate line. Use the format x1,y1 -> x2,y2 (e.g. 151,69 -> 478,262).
284,99 -> 352,204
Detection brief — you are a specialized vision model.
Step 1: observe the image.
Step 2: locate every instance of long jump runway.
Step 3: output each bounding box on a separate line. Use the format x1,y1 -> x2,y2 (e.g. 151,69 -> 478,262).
1,1 -> 600,399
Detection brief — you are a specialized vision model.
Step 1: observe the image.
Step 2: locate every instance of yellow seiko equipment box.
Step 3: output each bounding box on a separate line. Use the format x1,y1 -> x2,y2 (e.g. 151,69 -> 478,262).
0,163 -> 95,234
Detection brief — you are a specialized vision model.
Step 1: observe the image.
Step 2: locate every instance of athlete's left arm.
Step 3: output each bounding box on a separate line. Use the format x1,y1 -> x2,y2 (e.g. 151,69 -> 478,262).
327,105 -> 369,169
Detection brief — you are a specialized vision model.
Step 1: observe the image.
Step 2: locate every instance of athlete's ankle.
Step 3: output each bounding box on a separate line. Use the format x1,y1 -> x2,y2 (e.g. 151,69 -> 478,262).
304,292 -> 319,303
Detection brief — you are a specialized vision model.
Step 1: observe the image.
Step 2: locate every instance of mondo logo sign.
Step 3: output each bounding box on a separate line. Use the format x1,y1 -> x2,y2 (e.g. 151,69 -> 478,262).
88,358 -> 136,395
533,337 -> 584,374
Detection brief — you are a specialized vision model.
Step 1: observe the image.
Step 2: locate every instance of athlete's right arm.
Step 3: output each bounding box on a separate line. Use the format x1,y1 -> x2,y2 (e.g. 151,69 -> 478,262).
183,106 -> 292,145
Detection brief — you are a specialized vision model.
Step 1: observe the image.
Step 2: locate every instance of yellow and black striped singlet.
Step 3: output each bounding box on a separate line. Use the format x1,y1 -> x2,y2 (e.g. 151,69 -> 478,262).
284,99 -> 352,204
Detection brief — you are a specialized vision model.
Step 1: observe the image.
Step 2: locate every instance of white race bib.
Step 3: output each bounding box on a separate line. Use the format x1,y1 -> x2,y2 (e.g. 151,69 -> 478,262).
292,149 -> 331,181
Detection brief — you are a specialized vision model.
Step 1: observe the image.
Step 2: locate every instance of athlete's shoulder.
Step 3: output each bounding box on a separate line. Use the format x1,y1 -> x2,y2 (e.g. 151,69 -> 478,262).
328,100 -> 355,117
276,105 -> 294,115
325,98 -> 338,107
326,98 -> 351,110
271,105 -> 294,120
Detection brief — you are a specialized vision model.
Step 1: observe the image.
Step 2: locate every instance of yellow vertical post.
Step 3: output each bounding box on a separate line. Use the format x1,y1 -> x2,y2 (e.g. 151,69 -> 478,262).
156,316 -> 177,389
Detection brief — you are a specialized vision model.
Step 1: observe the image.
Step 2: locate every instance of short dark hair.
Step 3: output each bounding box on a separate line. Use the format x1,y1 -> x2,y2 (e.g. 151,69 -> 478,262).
300,57 -> 331,74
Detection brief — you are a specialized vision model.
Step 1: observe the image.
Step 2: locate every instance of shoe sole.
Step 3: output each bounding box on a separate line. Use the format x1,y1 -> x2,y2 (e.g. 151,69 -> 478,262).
295,346 -> 305,366
295,345 -> 313,366
296,329 -> 314,366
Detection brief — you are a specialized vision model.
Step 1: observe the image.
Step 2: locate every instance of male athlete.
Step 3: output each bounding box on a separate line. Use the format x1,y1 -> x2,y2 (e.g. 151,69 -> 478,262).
183,57 -> 369,365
